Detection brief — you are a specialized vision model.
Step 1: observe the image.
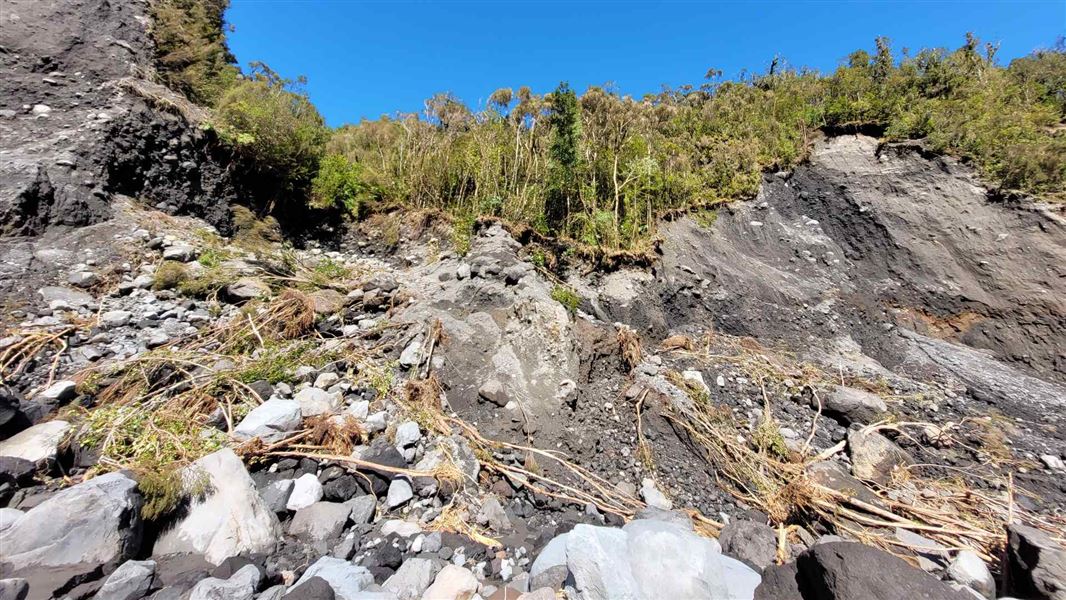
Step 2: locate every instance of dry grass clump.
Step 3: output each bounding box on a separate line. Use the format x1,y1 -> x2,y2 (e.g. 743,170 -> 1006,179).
617,325 -> 642,373
0,324 -> 79,387
303,414 -> 366,455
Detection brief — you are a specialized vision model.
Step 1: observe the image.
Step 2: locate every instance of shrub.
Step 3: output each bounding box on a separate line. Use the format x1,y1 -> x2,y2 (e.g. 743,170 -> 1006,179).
149,0 -> 239,105
551,285 -> 581,313
311,153 -> 368,214
152,261 -> 190,290
213,68 -> 328,199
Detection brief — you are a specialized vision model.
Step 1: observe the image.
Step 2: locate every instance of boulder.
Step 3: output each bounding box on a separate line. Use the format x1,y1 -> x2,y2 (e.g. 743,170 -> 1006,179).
153,449 -> 281,565
1006,524 -> 1066,600
386,478 -> 414,509
293,557 -> 374,600
0,420 -> 70,463
295,387 -> 342,418
422,565 -> 478,600
310,289 -> 347,316
187,564 -> 260,600
285,576 -> 335,599
0,508 -> 23,533
346,494 -> 377,525
382,558 -> 438,600
946,550 -> 994,599
162,244 -> 197,262
289,502 -> 351,543
0,472 -> 142,595
260,479 -> 294,514
233,399 -> 302,443
847,428 -> 914,484
823,386 -> 888,425
718,519 -> 778,571
755,542 -> 971,600
225,278 -> 272,302
0,579 -> 28,600
100,310 -> 133,329
287,473 -> 324,511
94,559 -> 156,600
38,286 -> 92,307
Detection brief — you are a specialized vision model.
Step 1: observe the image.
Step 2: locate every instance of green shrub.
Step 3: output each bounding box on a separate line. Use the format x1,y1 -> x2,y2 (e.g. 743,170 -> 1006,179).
152,261 -> 190,290
311,153 -> 368,214
149,0 -> 238,105
213,68 -> 328,198
551,285 -> 581,313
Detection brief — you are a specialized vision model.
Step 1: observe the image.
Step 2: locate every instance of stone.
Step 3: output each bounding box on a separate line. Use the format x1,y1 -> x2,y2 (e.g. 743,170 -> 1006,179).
324,474 -> 361,502
1040,454 -> 1065,471
517,589 -> 554,600
394,421 -> 422,448
0,472 -> 142,594
234,399 -> 302,443
719,519 -> 778,571
38,380 -> 77,404
754,542 -> 970,600
295,387 -> 343,417
100,310 -> 133,328
39,286 -> 92,307
293,557 -> 374,600
225,278 -> 272,302
456,264 -> 471,280
681,370 -> 711,397
478,380 -> 509,407
565,524 -> 641,599
422,565 -> 478,600
153,449 -> 281,565
259,585 -> 288,600
68,271 -> 98,287
188,564 -> 260,600
288,473 -> 325,511
289,502 -> 352,543
95,559 -> 156,600
346,494 -> 377,525
399,336 -> 423,368
823,386 -> 889,425
380,519 -> 421,538
894,528 -> 950,571
639,478 -> 672,510
847,428 -> 914,484
386,478 -> 414,508
285,576 -> 335,599
382,558 -> 437,600
946,550 -> 995,599
0,508 -> 24,533
477,496 -> 511,532
162,244 -> 197,262
1006,524 -> 1066,600
0,420 -> 70,463
314,372 -> 341,389
0,579 -> 28,600
0,457 -> 35,487
311,289 -> 347,315
261,479 -> 294,514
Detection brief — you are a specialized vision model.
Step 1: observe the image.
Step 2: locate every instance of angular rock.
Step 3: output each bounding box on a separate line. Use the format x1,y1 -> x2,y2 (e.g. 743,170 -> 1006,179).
39,286 -> 92,307
187,564 -> 260,600
100,310 -> 133,329
478,379 -> 508,407
382,558 -> 437,600
1006,524 -> 1066,600
0,420 -> 70,463
398,336 -> 422,368
289,502 -> 351,543
394,421 -> 421,448
260,479 -> 294,514
153,449 -> 281,565
718,519 -> 778,571
755,542 -> 970,600
95,559 -> 156,600
285,576 -> 335,599
233,399 -> 302,443
386,478 -> 414,509
287,473 -> 324,511
946,550 -> 994,599
422,565 -> 478,600
0,579 -> 28,600
477,496 -> 511,532
640,478 -> 672,511
162,244 -> 197,262
847,428 -> 914,484
295,387 -> 342,418
0,472 -> 141,594
565,524 -> 641,599
38,380 -> 77,404
346,494 -> 376,525
224,278 -> 272,302
310,289 -> 347,316
823,386 -> 889,425
293,557 -> 374,600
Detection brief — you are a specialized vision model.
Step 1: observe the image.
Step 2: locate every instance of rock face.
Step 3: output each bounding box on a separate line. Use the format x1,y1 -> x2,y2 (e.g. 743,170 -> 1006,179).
530,519 -> 760,600
153,449 -> 281,565
1006,524 -> 1066,600
755,542 -> 970,600
0,472 -> 142,594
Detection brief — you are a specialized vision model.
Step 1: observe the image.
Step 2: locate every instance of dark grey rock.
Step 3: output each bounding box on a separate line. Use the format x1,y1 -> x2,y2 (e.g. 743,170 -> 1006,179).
719,519 -> 778,571
1006,524 -> 1066,600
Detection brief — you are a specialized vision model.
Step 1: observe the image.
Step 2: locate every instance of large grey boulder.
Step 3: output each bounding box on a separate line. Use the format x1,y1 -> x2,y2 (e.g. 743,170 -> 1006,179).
718,520 -> 778,571
0,472 -> 142,595
530,520 -> 760,600
94,559 -> 156,600
822,386 -> 888,425
295,387 -> 342,417
292,557 -> 374,600
153,449 -> 281,565
0,420 -> 70,463
188,563 -> 260,600
1006,524 -> 1066,600
289,502 -> 351,543
422,565 -> 478,600
233,399 -> 302,443
755,542 -> 970,600
382,558 -> 438,600
847,428 -> 914,484
946,550 -> 994,599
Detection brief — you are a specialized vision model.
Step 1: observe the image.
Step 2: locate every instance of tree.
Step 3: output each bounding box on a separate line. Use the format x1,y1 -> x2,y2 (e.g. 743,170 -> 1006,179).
545,82 -> 581,232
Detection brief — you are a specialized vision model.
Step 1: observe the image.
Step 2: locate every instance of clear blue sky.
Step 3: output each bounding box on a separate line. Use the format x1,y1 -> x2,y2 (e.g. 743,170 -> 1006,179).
226,1 -> 1065,127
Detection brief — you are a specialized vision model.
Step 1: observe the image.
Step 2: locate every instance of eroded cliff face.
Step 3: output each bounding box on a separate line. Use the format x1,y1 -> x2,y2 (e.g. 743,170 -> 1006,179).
0,0 -> 242,237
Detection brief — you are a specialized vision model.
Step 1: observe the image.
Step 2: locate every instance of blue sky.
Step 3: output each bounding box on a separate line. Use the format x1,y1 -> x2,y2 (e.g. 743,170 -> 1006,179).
226,1 -> 1066,127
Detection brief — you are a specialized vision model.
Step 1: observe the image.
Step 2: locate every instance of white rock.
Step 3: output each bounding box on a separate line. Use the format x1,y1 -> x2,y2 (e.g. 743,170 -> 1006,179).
100,310 -> 133,328
294,556 -> 374,600
314,372 -> 341,389
95,559 -> 156,600
295,387 -> 342,417
0,420 -> 70,463
387,478 -> 414,508
682,370 -> 711,397
381,519 -> 421,538
640,478 -> 673,510
394,421 -> 422,447
39,380 -> 77,403
422,564 -> 478,600
188,564 -> 260,600
384,557 -> 437,600
399,335 -> 423,368
0,507 -> 24,533
162,244 -> 197,262
1039,454 -> 1064,471
946,550 -> 995,599
233,399 -> 302,442
346,400 -> 370,421
153,449 -> 281,565
287,473 -> 324,511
